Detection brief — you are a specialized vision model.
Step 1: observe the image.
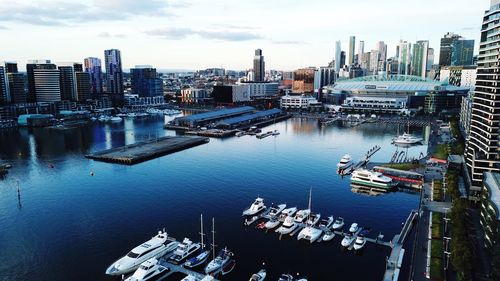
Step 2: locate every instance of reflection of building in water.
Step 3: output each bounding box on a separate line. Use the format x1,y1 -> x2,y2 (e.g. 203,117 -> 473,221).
291,118 -> 316,134
351,184 -> 386,196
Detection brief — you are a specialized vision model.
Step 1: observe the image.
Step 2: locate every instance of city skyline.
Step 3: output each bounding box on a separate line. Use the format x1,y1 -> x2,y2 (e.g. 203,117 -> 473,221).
0,0 -> 486,71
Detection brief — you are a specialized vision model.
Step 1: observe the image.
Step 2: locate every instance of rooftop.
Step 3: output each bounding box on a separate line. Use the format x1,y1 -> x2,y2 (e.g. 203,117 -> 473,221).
217,108 -> 282,126
175,106 -> 255,122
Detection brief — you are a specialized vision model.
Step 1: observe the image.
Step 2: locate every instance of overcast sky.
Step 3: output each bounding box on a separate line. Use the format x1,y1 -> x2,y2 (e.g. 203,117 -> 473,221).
0,0 -> 489,71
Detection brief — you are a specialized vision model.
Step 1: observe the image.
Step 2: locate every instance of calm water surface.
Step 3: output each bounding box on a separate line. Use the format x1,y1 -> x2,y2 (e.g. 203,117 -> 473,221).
0,115 -> 427,281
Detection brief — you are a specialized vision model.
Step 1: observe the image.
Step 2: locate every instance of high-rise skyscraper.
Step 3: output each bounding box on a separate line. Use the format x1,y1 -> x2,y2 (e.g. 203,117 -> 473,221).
5,62 -> 18,73
4,62 -> 26,104
439,32 -> 462,66
340,51 -> 346,68
411,40 -> 429,78
334,41 -> 342,72
34,69 -> 61,102
397,41 -> 411,75
58,64 -> 77,101
84,57 -> 103,95
130,65 -> 163,98
357,41 -> 365,65
26,60 -> 56,102
104,49 -> 124,95
313,67 -> 335,95
253,49 -> 265,82
465,0 -> 500,201
0,66 -> 10,105
369,50 -> 380,73
451,39 -> 475,66
73,62 -> 90,102
427,48 -> 435,71
348,36 -> 356,66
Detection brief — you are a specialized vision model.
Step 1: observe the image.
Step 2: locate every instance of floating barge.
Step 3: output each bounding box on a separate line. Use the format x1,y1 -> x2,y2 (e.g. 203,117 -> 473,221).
86,136 -> 209,165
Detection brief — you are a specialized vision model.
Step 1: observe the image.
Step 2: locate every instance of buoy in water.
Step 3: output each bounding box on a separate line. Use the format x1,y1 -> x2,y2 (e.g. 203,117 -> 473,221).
90,171 -> 94,176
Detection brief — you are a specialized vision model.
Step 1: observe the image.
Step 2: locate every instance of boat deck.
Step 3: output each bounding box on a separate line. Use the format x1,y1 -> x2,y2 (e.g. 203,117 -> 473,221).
153,253 -> 220,281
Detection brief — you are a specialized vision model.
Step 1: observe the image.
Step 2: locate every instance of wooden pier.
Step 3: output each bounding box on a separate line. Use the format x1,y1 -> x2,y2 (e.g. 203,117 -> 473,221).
86,136 -> 209,165
340,145 -> 382,175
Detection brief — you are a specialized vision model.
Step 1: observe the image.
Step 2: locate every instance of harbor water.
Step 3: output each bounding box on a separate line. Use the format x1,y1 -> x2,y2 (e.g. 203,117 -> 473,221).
0,115 -> 427,281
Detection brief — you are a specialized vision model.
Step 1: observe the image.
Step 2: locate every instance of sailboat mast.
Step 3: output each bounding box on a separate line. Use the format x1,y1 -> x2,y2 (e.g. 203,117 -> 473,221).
211,217 -> 216,259
200,214 -> 204,250
307,188 -> 312,223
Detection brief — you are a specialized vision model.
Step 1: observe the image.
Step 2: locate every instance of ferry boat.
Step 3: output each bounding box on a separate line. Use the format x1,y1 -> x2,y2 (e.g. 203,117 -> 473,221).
350,169 -> 396,189
336,154 -> 353,170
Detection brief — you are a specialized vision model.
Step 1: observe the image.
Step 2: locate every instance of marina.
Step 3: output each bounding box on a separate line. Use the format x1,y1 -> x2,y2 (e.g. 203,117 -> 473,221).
85,136 -> 210,165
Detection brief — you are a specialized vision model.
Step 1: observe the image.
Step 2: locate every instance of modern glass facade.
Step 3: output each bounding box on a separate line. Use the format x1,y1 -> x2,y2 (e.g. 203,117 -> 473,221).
58,66 -> 76,101
104,49 -> 124,95
411,41 -> 429,78
84,57 -> 103,94
130,67 -> 163,98
253,49 -> 265,82
451,39 -> 475,66
465,1 -> 500,201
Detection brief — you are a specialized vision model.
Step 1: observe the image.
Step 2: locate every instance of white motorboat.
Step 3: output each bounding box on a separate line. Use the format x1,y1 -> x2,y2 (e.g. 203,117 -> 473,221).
341,233 -> 356,247
272,130 -> 280,136
184,214 -> 210,268
275,216 -> 300,235
392,133 -> 423,145
105,230 -> 178,276
242,197 -> 266,216
244,215 -> 259,226
110,116 -> 123,122
353,236 -> 367,250
278,274 -> 294,281
322,230 -> 335,242
318,216 -> 334,230
293,209 -> 311,223
169,238 -> 201,264
123,257 -> 169,281
181,275 -> 198,281
249,269 -> 266,281
269,204 -> 286,217
351,169 -> 396,189
332,217 -> 345,230
336,154 -> 353,169
349,223 -> 359,233
265,206 -> 296,229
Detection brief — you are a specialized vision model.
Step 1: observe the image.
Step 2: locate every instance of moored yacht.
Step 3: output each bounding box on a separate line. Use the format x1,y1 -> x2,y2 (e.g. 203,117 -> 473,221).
332,217 -> 345,230
105,230 -> 178,276
341,233 -> 356,247
184,214 -> 210,268
353,236 -> 367,250
336,154 -> 353,170
204,247 -> 232,274
123,257 -> 169,281
169,238 -> 201,264
275,208 -> 309,235
349,223 -> 359,233
269,204 -> 286,217
265,206 -> 297,230
249,269 -> 266,281
351,169 -> 396,189
242,197 -> 266,216
392,133 -> 423,145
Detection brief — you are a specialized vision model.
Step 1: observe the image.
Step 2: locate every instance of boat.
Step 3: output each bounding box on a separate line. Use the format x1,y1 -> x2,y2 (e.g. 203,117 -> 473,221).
272,130 -> 280,136
269,204 -> 286,217
275,215 -> 300,235
184,215 -> 210,268
278,274 -> 294,281
318,216 -> 334,230
205,218 -> 233,274
265,206 -> 296,230
235,131 -> 246,137
349,223 -> 359,233
256,131 -> 273,139
169,238 -> 201,264
322,230 -> 335,241
221,259 -> 236,275
244,216 -> 259,226
116,113 -> 127,117
249,269 -> 266,281
341,233 -> 356,247
336,154 -> 353,170
105,230 -> 178,276
297,191 -> 326,243
332,217 -> 345,230
242,197 -> 266,216
123,257 -> 169,281
392,133 -> 423,145
353,236 -> 367,250
110,116 -> 123,122
90,117 -> 97,121
351,169 -> 396,189
180,275 -> 197,281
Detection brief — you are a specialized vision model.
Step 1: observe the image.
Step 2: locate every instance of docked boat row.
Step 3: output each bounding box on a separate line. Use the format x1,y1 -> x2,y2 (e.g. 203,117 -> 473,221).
146,108 -> 182,115
105,216 -> 235,281
242,195 -> 368,250
256,130 -> 280,139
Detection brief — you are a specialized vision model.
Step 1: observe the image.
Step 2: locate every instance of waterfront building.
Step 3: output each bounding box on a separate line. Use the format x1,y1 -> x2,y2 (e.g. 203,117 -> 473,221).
280,94 -> 320,109
75,72 -> 91,102
0,66 -> 10,105
26,60 -> 56,102
348,36 -> 356,66
8,73 -> 26,104
439,66 -> 477,88
465,0 -> 500,201
439,32 -> 462,66
335,41 -> 342,72
253,49 -> 265,82
411,40 -> 429,79
481,172 -> 500,249
451,39 -> 475,66
238,82 -> 279,98
212,85 -> 250,103
84,57 -> 103,94
216,108 -> 282,129
172,106 -> 255,127
33,69 -> 61,102
104,49 -> 124,95
130,65 -> 163,98
292,67 -> 315,93
397,41 -> 411,75
181,88 -> 209,104
341,96 -> 407,113
58,64 -> 77,101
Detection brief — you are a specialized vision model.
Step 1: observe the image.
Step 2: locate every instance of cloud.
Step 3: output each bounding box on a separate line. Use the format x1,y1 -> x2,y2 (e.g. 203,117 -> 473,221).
98,32 -> 110,38
272,40 -> 304,45
461,26 -> 480,31
0,0 -> 183,26
98,32 -> 126,38
145,27 -> 263,41
0,26 -> 7,30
